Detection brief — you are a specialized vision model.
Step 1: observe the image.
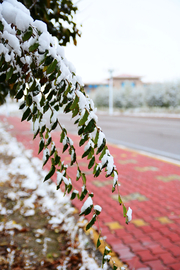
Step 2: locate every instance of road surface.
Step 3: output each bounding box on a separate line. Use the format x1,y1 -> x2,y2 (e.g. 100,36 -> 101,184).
57,113 -> 180,161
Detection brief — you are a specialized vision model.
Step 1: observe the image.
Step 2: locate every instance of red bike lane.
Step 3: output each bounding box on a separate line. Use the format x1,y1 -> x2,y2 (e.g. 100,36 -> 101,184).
0,115 -> 180,270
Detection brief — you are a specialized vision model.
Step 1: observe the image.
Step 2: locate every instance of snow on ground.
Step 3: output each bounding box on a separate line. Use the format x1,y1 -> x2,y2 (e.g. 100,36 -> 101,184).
0,121 -> 106,270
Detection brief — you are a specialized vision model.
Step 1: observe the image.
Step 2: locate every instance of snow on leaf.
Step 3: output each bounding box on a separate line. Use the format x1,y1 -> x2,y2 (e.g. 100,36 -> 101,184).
80,196 -> 93,216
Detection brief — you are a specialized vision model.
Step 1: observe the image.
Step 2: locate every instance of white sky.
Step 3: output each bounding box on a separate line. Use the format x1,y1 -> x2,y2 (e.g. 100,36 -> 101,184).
64,0 -> 180,84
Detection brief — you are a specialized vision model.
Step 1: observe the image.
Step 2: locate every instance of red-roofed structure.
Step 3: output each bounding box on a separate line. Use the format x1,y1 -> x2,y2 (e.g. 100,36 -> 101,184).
110,74 -> 143,89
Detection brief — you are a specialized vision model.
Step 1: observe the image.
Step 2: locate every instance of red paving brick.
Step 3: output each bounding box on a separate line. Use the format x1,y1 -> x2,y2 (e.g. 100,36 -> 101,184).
146,260 -> 167,270
170,262 -> 180,270
158,253 -> 177,265
136,250 -> 155,262
169,246 -> 180,257
1,115 -> 180,270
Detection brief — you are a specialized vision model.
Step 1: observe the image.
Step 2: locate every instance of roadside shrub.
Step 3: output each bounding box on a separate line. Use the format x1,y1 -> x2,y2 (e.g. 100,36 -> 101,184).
91,82 -> 180,109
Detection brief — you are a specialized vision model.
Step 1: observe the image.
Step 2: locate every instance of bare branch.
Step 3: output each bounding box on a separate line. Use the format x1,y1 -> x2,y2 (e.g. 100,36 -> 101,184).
29,0 -> 38,10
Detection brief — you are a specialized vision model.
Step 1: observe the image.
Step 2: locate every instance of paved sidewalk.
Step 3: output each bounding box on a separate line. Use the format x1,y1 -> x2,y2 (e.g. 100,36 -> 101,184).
0,115 -> 180,270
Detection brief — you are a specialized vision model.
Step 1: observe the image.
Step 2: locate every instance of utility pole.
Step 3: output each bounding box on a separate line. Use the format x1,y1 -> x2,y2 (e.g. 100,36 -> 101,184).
108,69 -> 114,115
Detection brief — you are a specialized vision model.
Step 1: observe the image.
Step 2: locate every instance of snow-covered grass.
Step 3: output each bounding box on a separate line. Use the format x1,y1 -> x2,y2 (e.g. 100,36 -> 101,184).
0,121 -> 107,270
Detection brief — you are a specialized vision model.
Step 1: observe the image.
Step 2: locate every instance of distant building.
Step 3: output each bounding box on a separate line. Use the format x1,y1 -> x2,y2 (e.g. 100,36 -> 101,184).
109,74 -> 143,89
84,82 -> 108,93
84,74 -> 144,94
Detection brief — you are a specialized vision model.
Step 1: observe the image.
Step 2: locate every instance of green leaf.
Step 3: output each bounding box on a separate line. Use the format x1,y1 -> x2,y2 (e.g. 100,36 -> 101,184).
70,152 -> 76,166
60,131 -> 65,143
123,205 -> 127,217
19,102 -> 26,110
0,55 -> 4,68
44,165 -> 55,182
70,191 -> 77,200
78,110 -> 89,126
118,195 -> 122,205
46,59 -> 58,74
97,237 -> 101,248
6,67 -> 13,81
50,145 -> 56,157
78,126 -> 84,135
63,84 -> 71,96
40,95 -> 45,107
82,173 -> 86,185
51,120 -> 58,130
54,153 -> 60,165
94,166 -> 101,178
94,130 -> 99,147
40,125 -> 46,134
87,148 -> 94,160
43,153 -> 50,166
70,95 -> 79,110
29,43 -> 39,52
126,216 -> 129,224
0,21 -> 4,32
22,27 -> 33,41
38,139 -> 44,154
44,83 -> 51,94
45,130 -> 49,140
47,90 -> 54,101
63,143 -> 68,153
80,188 -> 87,201
21,107 -> 31,122
104,247 -> 111,255
79,204 -> 92,216
84,206 -> 93,216
97,138 -> 106,155
43,104 -> 49,114
46,136 -> 52,147
15,89 -> 23,100
26,94 -> 32,106
74,118 -> 79,125
79,134 -> 89,147
33,127 -> 40,140
86,215 -> 96,231
32,105 -> 37,115
106,167 -> 114,178
82,146 -> 92,159
113,265 -> 118,270
29,80 -> 36,92
64,101 -> 73,113
84,118 -> 95,133
72,106 -> 79,118
99,146 -> 107,160
16,29 -> 21,35
102,160 -> 108,170
67,184 -> 72,194
76,168 -> 81,181
88,156 -> 95,169
44,55 -> 54,66
93,164 -> 97,175
26,114 -> 32,121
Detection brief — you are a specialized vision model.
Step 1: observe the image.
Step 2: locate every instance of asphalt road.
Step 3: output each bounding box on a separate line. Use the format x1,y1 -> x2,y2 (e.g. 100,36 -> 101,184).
58,113 -> 180,161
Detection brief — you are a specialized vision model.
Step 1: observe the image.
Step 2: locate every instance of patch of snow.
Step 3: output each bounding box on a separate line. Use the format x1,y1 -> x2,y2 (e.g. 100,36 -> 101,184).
24,209 -> 35,216
5,220 -> 22,230
94,205 -> 102,213
127,207 -> 132,222
0,122 -> 104,270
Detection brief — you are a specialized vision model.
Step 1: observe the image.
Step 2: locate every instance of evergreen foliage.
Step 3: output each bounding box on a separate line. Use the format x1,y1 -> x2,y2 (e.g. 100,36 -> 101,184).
0,0 -> 131,267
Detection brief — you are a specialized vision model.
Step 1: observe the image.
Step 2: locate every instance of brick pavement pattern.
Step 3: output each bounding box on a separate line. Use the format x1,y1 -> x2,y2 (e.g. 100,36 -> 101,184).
1,116 -> 180,270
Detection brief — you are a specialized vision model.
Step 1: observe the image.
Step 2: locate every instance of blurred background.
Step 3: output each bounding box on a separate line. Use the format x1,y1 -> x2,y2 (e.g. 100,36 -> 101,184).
63,0 -> 180,161
65,0 -> 180,85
